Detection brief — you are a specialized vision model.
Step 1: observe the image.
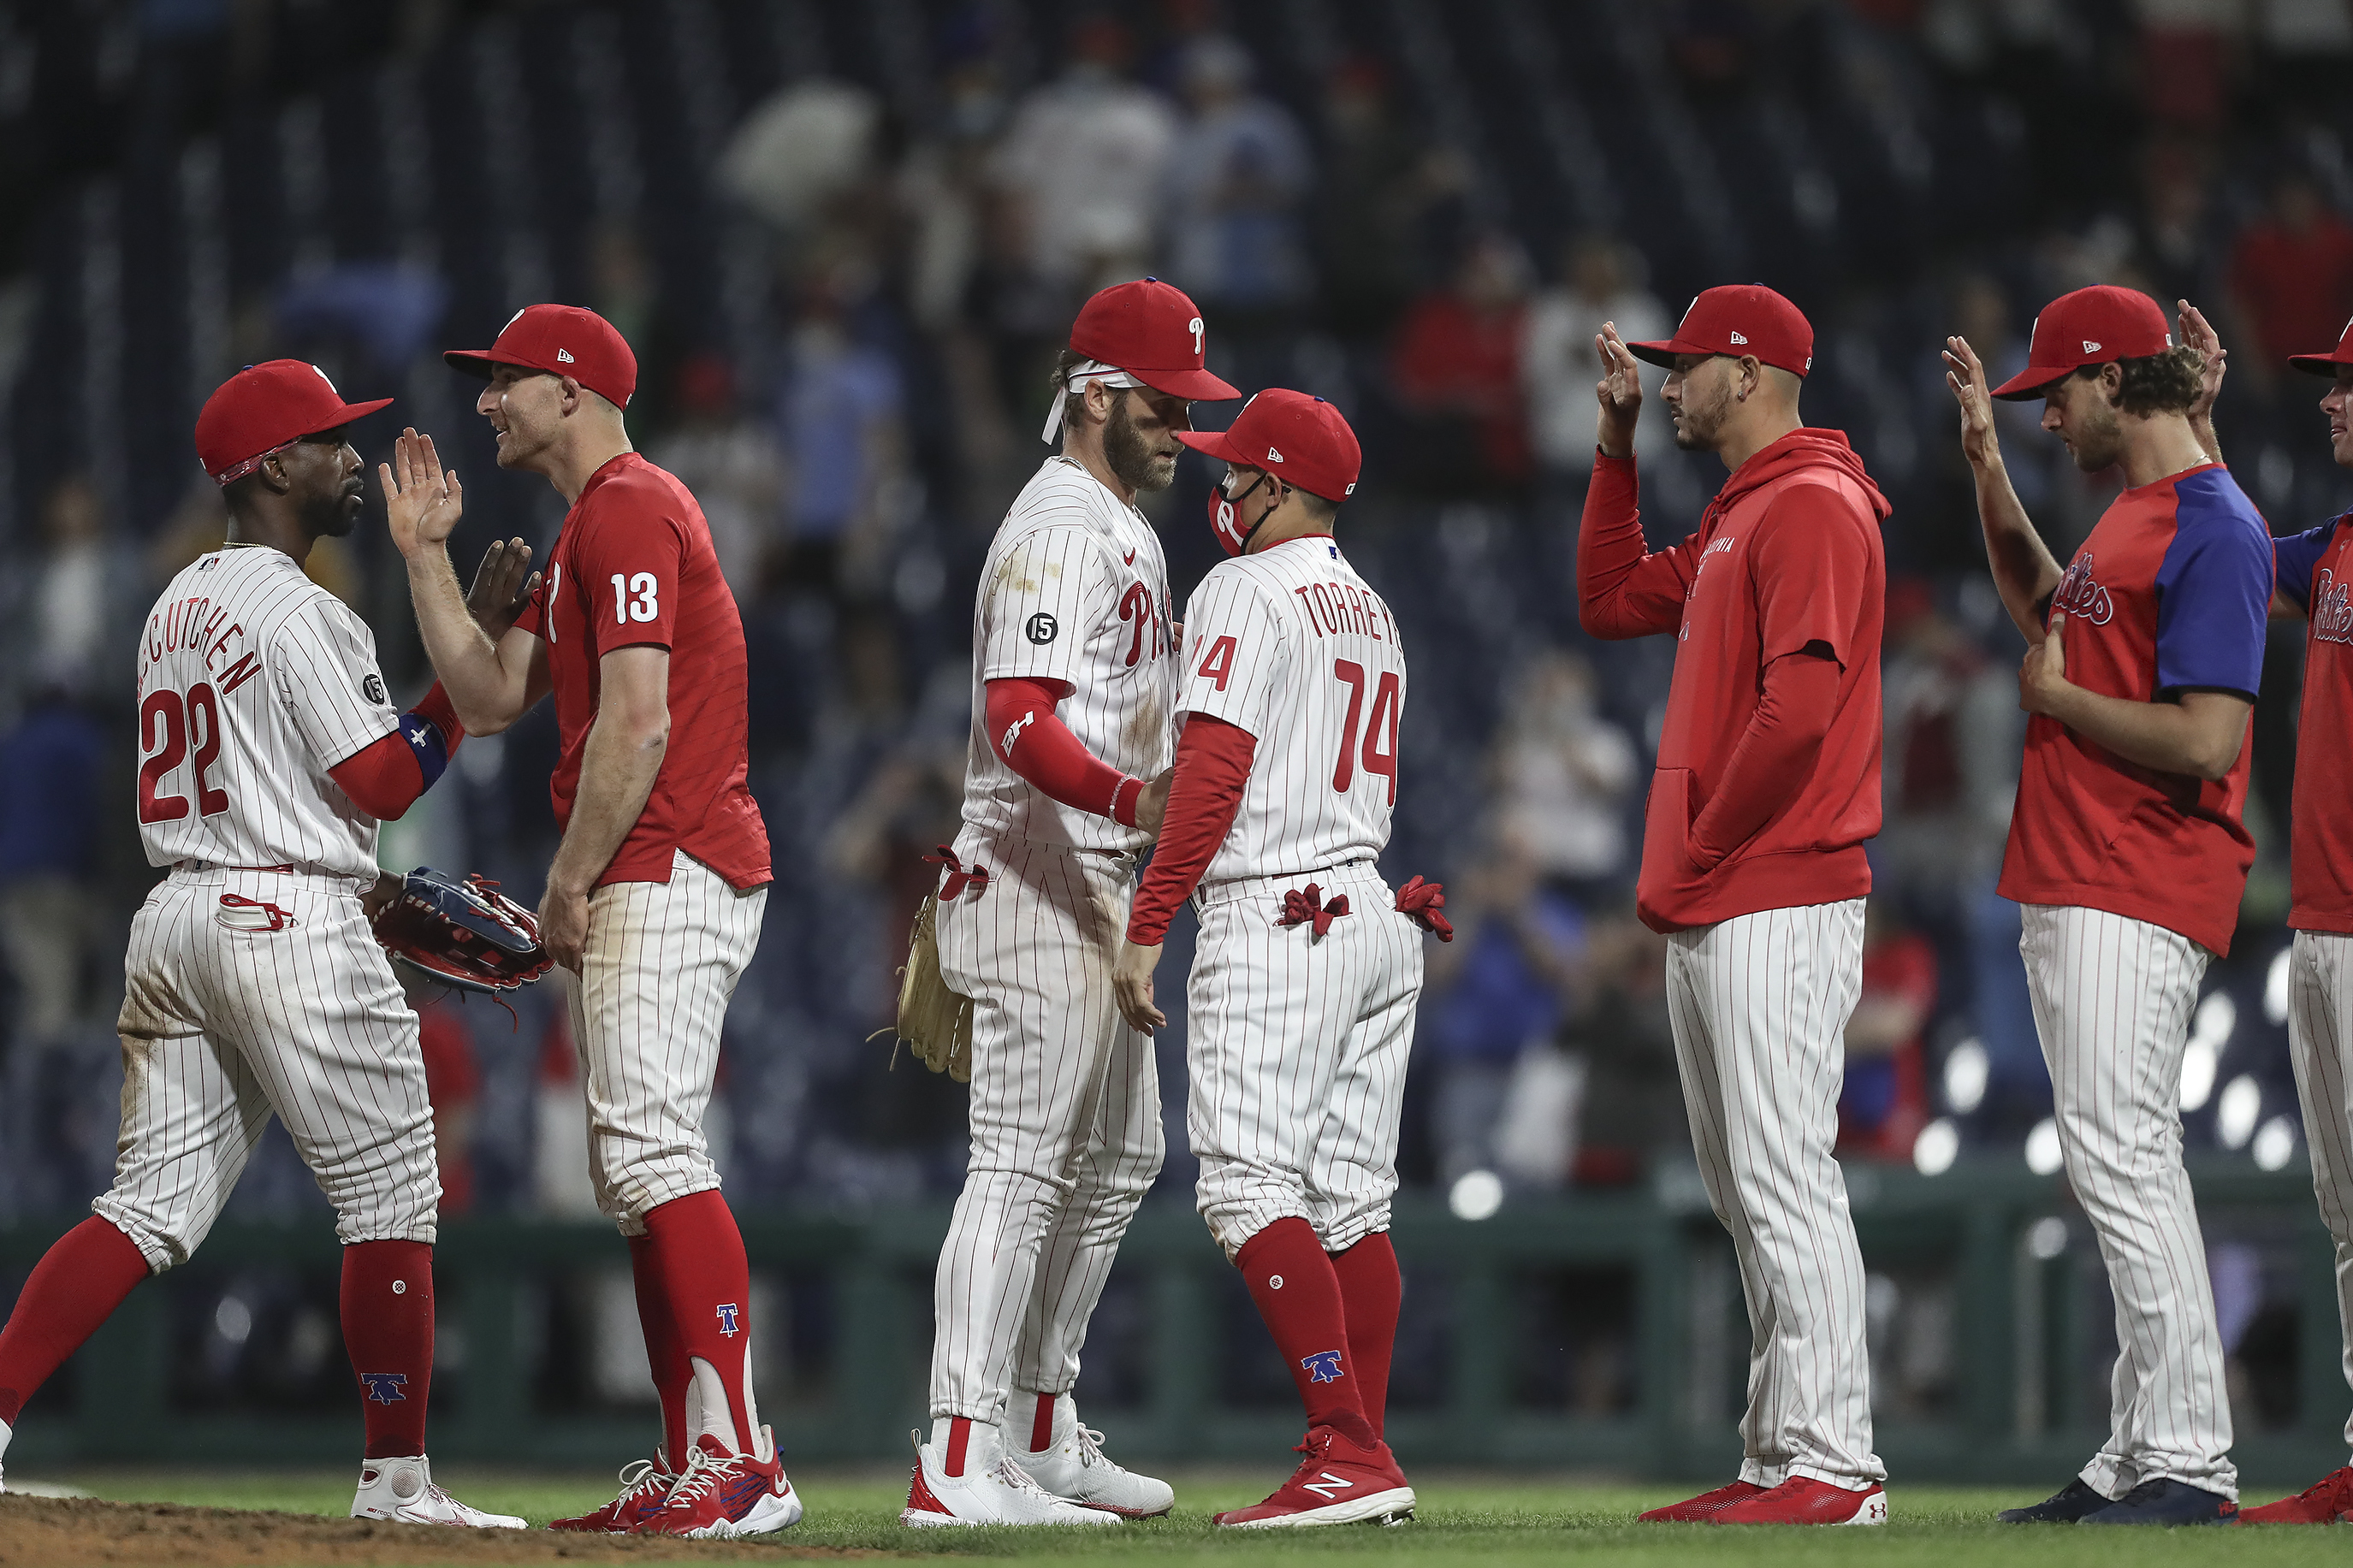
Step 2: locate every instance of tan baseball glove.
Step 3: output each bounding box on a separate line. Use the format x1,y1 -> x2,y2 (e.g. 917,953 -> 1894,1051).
890,891 -> 973,1082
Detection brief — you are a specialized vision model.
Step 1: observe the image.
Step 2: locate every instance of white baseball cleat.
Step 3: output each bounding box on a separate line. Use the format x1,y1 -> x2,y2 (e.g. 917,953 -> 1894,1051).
1013,1393 -> 1174,1518
350,1455 -> 526,1528
1,1414 -> 11,1495
899,1417 -> 1122,1527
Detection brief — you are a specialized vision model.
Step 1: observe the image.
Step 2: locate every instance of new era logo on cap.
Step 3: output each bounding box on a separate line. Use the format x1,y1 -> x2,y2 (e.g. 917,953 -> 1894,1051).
1729,331 -> 1748,345
556,348 -> 575,363
2083,340 -> 2101,353
1266,447 -> 1284,462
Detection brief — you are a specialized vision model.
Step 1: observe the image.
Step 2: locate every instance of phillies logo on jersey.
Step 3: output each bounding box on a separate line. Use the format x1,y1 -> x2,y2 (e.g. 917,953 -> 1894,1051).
2314,566 -> 2353,647
2049,553 -> 2115,625
716,1302 -> 741,1337
360,1372 -> 408,1404
1300,1350 -> 1345,1383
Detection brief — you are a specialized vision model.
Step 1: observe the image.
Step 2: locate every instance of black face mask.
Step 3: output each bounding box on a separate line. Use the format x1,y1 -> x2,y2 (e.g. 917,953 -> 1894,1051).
1210,470 -> 1275,557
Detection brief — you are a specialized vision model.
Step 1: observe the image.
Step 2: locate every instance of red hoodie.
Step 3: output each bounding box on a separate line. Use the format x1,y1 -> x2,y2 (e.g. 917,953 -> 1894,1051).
1580,429 -> 1890,932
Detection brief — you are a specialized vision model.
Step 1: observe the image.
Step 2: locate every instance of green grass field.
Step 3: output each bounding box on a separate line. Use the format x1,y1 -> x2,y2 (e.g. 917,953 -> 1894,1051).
21,1466 -> 2349,1565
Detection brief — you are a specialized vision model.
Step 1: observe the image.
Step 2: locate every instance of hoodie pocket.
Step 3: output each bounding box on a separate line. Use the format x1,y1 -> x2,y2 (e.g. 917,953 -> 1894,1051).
1641,767 -> 1699,885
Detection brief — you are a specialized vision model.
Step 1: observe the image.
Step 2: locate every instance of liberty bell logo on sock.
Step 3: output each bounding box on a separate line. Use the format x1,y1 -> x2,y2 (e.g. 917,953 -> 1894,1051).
1301,1350 -> 1345,1383
715,1302 -> 741,1337
360,1372 -> 408,1403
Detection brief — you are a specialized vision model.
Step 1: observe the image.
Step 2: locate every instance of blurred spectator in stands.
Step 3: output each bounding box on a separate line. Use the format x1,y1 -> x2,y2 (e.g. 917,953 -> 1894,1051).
992,17 -> 1176,293
1560,910 -> 1680,1187
1837,902 -> 1936,1163
2131,136 -> 2218,309
1313,56 -> 1463,344
1165,34 -> 1312,378
590,224 -> 683,438
0,687 -> 107,1045
25,475 -> 119,697
2227,169 -> 2353,403
1391,232 -> 1534,495
773,246 -> 910,603
1876,578 -> 2015,918
720,78 -> 884,236
648,353 -> 782,606
1491,650 -> 1638,900
1523,235 -> 1671,479
1420,837 -> 1585,1185
411,987 -> 481,1215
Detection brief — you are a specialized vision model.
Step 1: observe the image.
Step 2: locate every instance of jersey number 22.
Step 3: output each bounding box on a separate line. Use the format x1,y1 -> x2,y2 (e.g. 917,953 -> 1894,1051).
139,684 -> 231,821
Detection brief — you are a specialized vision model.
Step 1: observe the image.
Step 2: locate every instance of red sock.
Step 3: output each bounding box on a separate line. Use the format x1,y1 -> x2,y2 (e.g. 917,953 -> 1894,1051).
642,1191 -> 756,1454
1028,1391 -> 1056,1453
629,1234 -> 691,1470
1235,1218 -> 1373,1447
1329,1233 -> 1401,1437
340,1240 -> 433,1459
0,1217 -> 150,1424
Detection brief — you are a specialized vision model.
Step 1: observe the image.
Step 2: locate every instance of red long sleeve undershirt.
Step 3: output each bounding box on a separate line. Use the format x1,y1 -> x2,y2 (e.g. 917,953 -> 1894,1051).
1127,714 -> 1257,946
328,683 -> 462,823
1687,651 -> 1841,868
985,677 -> 1145,826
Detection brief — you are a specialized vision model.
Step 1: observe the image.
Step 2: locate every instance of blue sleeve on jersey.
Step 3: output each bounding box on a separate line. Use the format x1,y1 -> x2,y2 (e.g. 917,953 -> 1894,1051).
2151,471 -> 2273,699
2272,517 -> 2344,612
397,711 -> 452,791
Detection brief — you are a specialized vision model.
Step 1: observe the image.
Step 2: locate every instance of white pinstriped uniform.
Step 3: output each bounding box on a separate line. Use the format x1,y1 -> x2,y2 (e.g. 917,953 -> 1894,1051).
1665,898 -> 1883,1488
929,457 -> 1176,1423
98,546 -> 437,1271
567,849 -> 766,1234
2282,932 -> 2353,1456
1175,537 -> 1424,1258
2018,903 -> 2237,1500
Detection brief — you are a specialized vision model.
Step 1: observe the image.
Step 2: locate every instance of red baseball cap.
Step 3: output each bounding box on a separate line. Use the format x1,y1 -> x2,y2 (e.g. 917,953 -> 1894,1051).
444,303 -> 637,409
1175,388 -> 1361,503
1991,286 -> 2174,400
1627,285 -> 1813,377
2289,315 -> 2353,376
195,360 -> 393,484
1069,278 -> 1241,402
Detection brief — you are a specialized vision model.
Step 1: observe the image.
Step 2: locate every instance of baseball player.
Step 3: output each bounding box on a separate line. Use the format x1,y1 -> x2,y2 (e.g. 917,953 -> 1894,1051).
382,305 -> 796,1540
1585,287 -> 1892,1526
899,278 -> 1235,1528
1947,286 -> 2268,1526
0,363 -> 524,1528
1113,389 -> 1442,1529
2176,304 -> 2353,1523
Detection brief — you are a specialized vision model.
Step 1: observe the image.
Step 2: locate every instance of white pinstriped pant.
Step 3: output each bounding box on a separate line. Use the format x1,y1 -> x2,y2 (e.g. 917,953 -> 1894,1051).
97,868 -> 439,1271
2019,903 -> 2237,1500
2286,929 -> 2353,1456
928,831 -> 1165,1423
567,850 -> 767,1236
1666,898 -> 1885,1488
1188,864 -> 1424,1260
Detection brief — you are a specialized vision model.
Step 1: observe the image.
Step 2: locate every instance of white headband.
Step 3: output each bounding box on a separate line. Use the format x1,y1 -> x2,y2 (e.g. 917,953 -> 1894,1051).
1041,360 -> 1147,443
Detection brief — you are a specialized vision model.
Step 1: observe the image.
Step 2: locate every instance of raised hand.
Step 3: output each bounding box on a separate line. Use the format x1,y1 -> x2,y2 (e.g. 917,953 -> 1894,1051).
380,429 -> 465,559
1594,322 -> 1644,459
1943,335 -> 2002,470
466,537 -> 540,642
2177,298 -> 2228,423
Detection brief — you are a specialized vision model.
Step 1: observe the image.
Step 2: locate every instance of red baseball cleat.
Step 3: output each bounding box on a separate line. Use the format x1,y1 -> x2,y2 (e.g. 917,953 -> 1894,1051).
548,1457 -> 674,1532
1708,1476 -> 1888,1525
1213,1425 -> 1415,1529
2239,1465 -> 2353,1523
1639,1480 -> 1766,1522
633,1429 -> 803,1539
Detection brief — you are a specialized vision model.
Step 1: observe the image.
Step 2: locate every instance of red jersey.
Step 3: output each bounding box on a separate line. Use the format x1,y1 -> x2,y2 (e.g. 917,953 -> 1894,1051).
1580,430 -> 1889,933
2275,511 -> 2353,933
516,452 -> 769,889
1998,464 -> 2270,956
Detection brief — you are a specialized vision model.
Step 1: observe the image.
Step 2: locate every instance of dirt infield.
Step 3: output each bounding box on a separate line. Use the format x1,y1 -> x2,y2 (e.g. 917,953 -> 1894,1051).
0,1494 -> 884,1566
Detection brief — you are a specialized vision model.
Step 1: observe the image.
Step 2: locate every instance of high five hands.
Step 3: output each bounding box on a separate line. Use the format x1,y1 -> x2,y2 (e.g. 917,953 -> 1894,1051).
1942,336 -> 2001,471
381,429 -> 465,559
1593,322 -> 1643,460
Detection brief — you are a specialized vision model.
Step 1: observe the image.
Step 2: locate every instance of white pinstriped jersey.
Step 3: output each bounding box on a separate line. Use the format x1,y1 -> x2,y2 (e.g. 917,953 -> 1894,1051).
961,456 -> 1176,851
1178,535 -> 1404,883
133,546 -> 401,879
